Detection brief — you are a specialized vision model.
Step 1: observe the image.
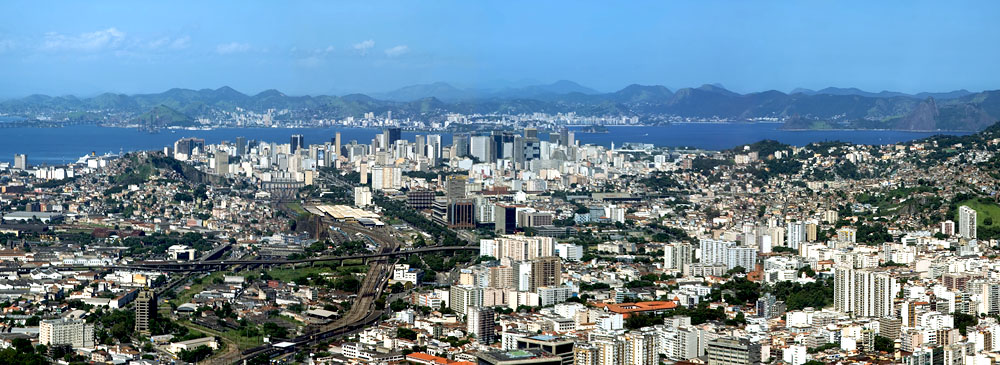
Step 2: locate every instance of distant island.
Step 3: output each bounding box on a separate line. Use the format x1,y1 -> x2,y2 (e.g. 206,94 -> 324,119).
1,81 -> 998,132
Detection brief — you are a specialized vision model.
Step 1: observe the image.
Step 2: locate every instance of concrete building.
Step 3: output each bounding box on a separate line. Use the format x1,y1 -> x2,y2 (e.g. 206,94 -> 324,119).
959,206 -> 977,239
40,318 -> 95,349
706,337 -> 761,365
467,306 -> 496,344
135,289 -> 156,336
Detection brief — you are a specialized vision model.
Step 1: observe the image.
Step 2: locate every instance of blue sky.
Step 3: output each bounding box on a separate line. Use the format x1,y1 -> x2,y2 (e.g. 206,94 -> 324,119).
0,1 -> 998,97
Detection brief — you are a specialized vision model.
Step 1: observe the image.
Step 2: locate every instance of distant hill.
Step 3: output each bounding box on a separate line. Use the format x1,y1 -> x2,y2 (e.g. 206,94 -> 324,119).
136,104 -> 194,127
2,82 -> 999,132
792,87 -> 974,100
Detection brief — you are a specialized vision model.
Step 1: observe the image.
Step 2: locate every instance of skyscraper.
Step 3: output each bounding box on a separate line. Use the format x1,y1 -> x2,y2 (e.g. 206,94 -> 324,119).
290,134 -> 304,154
385,127 -> 401,147
135,289 -> 156,336
235,136 -> 247,156
453,133 -> 470,158
333,132 -> 342,160
959,206 -> 977,239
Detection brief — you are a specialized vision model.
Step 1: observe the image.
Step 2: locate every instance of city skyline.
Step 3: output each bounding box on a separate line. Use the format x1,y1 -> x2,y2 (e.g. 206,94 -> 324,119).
2,1 -> 1000,97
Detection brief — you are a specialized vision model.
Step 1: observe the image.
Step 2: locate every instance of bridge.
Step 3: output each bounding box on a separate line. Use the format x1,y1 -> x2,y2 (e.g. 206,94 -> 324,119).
0,245 -> 478,273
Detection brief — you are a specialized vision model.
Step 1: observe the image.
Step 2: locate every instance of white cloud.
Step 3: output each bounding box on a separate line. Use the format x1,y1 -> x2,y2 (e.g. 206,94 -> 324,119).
216,42 -> 251,55
384,45 -> 409,57
41,28 -> 125,52
169,36 -> 191,50
353,39 -> 375,55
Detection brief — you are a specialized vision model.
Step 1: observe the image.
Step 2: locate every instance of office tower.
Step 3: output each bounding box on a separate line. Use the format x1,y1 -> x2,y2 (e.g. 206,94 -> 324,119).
407,190 -> 435,210
492,131 -> 516,160
470,135 -> 495,162
448,200 -> 476,229
235,136 -> 247,156
467,306 -> 496,344
13,154 -> 27,169
333,132 -> 342,159
40,318 -> 95,348
385,127 -> 401,147
706,337 -> 761,365
513,135 -> 526,165
523,137 -> 541,162
446,175 -> 468,202
426,135 -> 443,162
214,150 -> 229,174
664,243 -> 692,270
786,221 -> 806,249
834,266 -> 899,317
515,335 -> 574,365
449,285 -> 482,315
135,289 -> 156,336
959,206 -> 977,239
414,134 -> 425,158
495,205 -> 517,234
530,256 -> 562,291
524,127 -> 538,139
290,134 -> 304,154
173,137 -> 206,159
453,133 -> 470,158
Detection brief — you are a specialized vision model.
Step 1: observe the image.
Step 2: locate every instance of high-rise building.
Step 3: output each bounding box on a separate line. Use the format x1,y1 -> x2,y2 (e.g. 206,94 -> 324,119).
664,243 -> 692,270
290,134 -> 304,154
623,328 -> 658,365
834,266 -> 899,317
467,306 -> 496,344
495,205 -> 517,234
453,133 -> 471,158
173,137 -> 206,159
235,136 -> 247,156
214,150 -> 229,174
135,289 -> 156,336
40,318 -> 95,349
470,135 -> 495,162
446,175 -> 468,202
13,154 -> 27,170
706,337 -> 761,365
333,132 -> 342,159
786,221 -> 806,249
480,235 -> 556,261
385,127 -> 401,147
530,256 -> 562,292
959,206 -> 977,239
449,285 -> 481,315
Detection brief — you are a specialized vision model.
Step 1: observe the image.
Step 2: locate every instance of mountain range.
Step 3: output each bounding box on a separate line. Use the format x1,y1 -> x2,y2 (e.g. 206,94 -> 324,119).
2,82 -> 999,132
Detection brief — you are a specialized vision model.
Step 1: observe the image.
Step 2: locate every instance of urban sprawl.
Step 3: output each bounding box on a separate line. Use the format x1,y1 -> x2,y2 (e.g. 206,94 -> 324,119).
2,119 -> 1000,365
